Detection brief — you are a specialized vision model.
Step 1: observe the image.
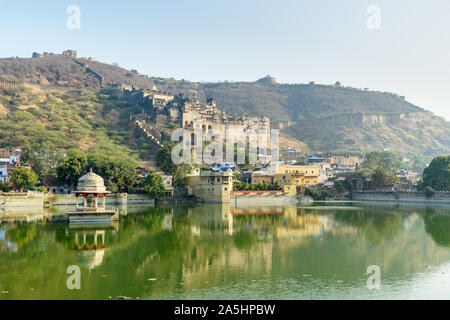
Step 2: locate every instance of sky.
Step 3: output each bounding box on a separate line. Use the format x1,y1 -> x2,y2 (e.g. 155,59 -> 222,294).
0,0 -> 449,120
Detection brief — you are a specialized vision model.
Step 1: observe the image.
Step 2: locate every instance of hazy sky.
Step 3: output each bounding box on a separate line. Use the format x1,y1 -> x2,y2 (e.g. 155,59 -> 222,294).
1,0 -> 449,120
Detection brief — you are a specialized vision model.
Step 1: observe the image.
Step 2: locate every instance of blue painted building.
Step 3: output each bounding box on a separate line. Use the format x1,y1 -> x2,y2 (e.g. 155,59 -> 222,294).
0,167 -> 8,183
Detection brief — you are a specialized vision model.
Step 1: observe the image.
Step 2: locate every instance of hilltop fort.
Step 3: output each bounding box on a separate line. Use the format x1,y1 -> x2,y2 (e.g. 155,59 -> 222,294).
121,85 -> 270,148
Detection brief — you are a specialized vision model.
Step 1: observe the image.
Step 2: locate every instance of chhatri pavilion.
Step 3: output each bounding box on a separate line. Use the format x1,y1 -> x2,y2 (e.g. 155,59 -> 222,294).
66,169 -> 118,223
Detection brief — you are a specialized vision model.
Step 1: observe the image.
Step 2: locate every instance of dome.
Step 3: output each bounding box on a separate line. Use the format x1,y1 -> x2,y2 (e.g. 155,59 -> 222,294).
76,169 -> 107,192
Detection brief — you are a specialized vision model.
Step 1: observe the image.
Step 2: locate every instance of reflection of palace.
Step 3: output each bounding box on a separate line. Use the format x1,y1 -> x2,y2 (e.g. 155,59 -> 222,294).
182,204 -> 359,240
275,207 -> 323,239
0,206 -> 43,223
170,204 -> 359,290
5,203 -> 450,299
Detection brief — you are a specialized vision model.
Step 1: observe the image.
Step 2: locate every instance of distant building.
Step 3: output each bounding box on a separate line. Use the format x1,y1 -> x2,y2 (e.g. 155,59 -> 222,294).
307,155 -> 329,165
0,148 -> 21,158
135,166 -> 150,183
328,153 -> 362,169
0,148 -> 22,182
161,174 -> 174,198
41,175 -> 70,194
31,50 -> 77,59
124,86 -> 270,140
184,168 -> 233,203
62,50 -> 77,58
276,164 -> 320,187
0,167 -> 7,183
251,164 -> 320,192
281,147 -> 306,163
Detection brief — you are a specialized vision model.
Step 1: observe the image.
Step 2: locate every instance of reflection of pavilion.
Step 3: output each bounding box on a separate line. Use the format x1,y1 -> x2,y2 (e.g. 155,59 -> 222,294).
74,230 -> 107,271
67,169 -> 118,223
74,230 -> 106,250
76,248 -> 106,271
67,223 -> 118,271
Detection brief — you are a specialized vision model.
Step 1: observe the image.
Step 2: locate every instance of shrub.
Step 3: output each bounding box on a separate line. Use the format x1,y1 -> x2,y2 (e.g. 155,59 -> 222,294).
305,187 -> 330,201
425,186 -> 435,198
0,181 -> 9,192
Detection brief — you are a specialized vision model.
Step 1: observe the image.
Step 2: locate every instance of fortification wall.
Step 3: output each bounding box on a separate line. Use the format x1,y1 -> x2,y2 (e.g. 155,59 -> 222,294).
48,193 -> 156,207
352,191 -> 450,204
231,191 -> 297,206
0,80 -> 24,89
127,194 -> 155,205
0,191 -> 44,207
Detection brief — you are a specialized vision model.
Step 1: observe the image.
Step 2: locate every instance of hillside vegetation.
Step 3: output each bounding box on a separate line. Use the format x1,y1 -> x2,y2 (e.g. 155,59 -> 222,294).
0,85 -> 148,161
0,54 -> 449,161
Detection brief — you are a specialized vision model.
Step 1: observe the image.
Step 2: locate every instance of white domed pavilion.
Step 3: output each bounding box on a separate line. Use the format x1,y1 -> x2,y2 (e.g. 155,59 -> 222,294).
67,169 -> 118,223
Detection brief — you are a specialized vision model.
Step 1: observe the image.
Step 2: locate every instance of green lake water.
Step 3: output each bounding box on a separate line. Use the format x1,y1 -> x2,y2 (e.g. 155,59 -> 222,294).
1,202 -> 450,300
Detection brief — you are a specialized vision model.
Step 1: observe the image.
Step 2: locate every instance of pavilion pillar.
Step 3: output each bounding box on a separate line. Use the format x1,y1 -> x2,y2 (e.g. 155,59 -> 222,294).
102,194 -> 106,208
76,194 -> 79,209
83,196 -> 87,208
94,194 -> 98,209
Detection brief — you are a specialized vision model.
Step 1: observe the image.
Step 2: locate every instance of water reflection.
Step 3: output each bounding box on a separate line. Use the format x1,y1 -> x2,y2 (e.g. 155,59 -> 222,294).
424,207 -> 450,248
0,206 -> 43,223
0,203 -> 450,299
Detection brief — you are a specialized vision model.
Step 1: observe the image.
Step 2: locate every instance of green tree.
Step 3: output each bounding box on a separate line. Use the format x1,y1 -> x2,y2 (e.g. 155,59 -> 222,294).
422,155 -> 450,191
156,142 -> 192,186
156,143 -> 177,175
0,180 -> 9,192
334,180 -> 350,193
56,154 -> 136,192
21,140 -> 64,178
11,167 -> 38,191
370,167 -> 400,187
87,154 -> 136,192
363,151 -> 402,172
305,187 -> 329,200
425,186 -> 435,198
143,173 -> 165,199
233,171 -> 243,182
56,154 -> 88,188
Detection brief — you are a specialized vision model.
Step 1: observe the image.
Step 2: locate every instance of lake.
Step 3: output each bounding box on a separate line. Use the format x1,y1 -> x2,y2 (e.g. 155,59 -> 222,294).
1,202 -> 450,300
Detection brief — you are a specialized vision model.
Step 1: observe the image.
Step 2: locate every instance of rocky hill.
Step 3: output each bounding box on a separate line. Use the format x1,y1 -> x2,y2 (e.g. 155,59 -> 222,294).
0,53 -> 449,161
